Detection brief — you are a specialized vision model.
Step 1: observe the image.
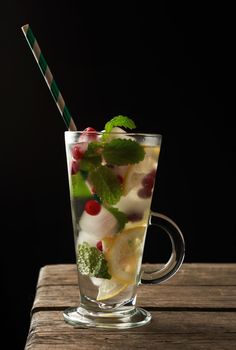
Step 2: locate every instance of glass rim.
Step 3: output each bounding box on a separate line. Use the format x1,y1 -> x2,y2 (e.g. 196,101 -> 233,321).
65,131 -> 162,138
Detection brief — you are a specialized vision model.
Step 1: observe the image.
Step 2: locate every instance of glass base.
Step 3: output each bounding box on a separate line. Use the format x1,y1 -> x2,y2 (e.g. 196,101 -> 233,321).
63,306 -> 151,329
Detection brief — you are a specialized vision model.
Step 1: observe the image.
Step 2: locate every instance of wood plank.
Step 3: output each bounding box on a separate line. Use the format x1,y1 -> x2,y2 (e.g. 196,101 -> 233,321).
25,264 -> 236,349
32,284 -> 236,311
37,264 -> 78,287
25,310 -> 236,350
36,263 -> 236,288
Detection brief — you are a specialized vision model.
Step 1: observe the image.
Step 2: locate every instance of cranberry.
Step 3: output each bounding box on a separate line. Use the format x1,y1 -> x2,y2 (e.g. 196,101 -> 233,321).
71,143 -> 87,160
85,127 -> 96,133
91,186 -> 96,194
71,160 -> 80,174
127,212 -> 143,222
79,127 -> 97,142
117,175 -> 124,184
142,174 -> 154,190
149,169 -> 157,178
96,241 -> 103,251
72,146 -> 83,160
84,199 -> 101,215
137,187 -> 152,199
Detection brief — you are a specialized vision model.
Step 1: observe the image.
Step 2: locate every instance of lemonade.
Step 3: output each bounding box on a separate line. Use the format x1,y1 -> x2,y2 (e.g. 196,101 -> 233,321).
20,24 -> 185,328
65,116 -> 161,309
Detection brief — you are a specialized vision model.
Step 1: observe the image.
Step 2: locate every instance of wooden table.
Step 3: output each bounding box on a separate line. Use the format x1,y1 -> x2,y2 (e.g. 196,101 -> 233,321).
25,263 -> 236,349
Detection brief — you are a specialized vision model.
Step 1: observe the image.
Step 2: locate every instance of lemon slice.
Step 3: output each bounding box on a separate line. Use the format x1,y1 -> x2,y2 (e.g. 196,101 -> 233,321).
97,278 -> 128,301
102,236 -> 115,253
105,226 -> 146,285
144,145 -> 161,159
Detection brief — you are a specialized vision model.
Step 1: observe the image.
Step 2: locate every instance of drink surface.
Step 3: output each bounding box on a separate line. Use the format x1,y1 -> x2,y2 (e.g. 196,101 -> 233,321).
65,124 -> 161,307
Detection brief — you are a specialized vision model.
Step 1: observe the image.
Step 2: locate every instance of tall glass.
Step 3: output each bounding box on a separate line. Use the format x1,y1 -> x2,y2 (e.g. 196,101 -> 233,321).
63,130 -> 185,328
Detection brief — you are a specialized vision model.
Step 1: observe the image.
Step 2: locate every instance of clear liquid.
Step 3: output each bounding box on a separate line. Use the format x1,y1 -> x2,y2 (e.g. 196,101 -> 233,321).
66,135 -> 160,308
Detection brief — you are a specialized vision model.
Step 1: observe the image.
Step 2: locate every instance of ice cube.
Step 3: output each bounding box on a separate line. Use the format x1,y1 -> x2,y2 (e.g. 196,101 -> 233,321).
108,127 -> 135,140
76,230 -> 98,247
115,189 -> 152,219
79,206 -> 118,239
131,154 -> 157,175
109,164 -> 129,179
90,277 -> 104,287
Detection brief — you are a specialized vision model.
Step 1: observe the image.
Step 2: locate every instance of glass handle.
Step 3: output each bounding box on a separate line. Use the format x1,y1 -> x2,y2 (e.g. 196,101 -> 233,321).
141,212 -> 185,284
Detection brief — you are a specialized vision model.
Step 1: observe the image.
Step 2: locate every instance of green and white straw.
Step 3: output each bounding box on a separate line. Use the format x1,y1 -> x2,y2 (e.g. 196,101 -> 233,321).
21,24 -> 77,131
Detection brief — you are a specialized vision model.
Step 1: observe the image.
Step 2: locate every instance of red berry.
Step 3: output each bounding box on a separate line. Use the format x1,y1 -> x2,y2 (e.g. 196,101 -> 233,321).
85,200 -> 101,215
150,169 -> 157,178
79,127 -> 97,142
137,187 -> 152,199
117,175 -> 124,184
91,186 -> 96,194
142,174 -> 154,190
85,127 -> 96,132
72,145 -> 83,160
96,241 -> 103,251
127,212 -> 143,222
71,143 -> 87,160
71,160 -> 80,174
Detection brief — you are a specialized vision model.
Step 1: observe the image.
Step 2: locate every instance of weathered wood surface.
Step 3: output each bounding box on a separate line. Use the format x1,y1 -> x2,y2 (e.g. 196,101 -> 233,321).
25,264 -> 236,349
37,263 -> 236,287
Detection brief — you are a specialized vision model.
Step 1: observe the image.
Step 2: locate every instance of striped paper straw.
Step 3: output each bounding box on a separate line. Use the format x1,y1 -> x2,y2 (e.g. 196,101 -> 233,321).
21,24 -> 77,131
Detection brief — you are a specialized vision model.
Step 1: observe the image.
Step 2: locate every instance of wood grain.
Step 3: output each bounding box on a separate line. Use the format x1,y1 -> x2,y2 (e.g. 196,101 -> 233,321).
37,263 -> 236,287
26,310 -> 236,350
33,284 -> 236,310
25,264 -> 236,349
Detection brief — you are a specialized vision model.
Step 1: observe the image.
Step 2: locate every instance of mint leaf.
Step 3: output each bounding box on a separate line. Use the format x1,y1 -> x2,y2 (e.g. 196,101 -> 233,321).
71,171 -> 91,197
90,165 -> 122,205
80,142 -> 102,171
77,242 -> 111,279
103,139 -> 145,165
106,207 -> 128,232
105,115 -> 136,133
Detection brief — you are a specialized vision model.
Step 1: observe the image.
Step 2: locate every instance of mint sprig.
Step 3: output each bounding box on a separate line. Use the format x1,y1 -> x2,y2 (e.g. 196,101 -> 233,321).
106,207 -> 128,232
78,116 -> 144,205
73,115 -> 145,211
90,165 -> 122,205
77,242 -> 111,279
105,115 -> 136,133
80,142 -> 102,171
103,139 -> 145,165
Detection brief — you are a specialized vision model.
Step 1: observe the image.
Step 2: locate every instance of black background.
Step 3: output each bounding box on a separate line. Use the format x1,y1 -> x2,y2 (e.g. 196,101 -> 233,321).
1,1 -> 235,348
